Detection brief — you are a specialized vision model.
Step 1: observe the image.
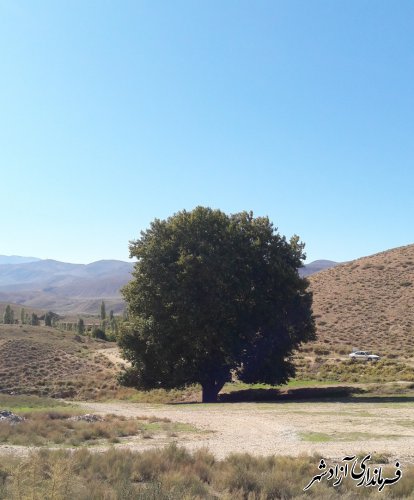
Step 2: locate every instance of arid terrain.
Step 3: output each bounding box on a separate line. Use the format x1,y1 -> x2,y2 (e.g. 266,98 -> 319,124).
309,243 -> 414,354
1,397 -> 412,470
292,244 -> 414,383
0,325 -> 120,399
1,245 -> 414,471
76,399 -> 414,463
0,251 -> 414,497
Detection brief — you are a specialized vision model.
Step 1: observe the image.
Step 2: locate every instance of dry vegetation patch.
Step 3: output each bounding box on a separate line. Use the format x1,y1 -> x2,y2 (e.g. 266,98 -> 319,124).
0,394 -> 196,448
0,445 -> 412,499
308,244 -> 414,355
0,411 -> 185,447
0,325 -> 124,399
1,412 -> 118,446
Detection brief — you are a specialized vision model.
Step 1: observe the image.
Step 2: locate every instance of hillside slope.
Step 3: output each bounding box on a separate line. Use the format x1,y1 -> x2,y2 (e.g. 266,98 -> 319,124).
309,244 -> 414,353
0,324 -> 123,399
300,260 -> 339,277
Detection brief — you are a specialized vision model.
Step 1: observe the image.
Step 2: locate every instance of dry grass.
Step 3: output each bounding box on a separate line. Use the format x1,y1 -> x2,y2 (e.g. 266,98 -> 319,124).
295,244 -> 414,384
0,411 -> 194,447
0,324 -> 206,401
0,412 -> 137,447
0,324 -> 127,399
0,445 -> 412,499
309,244 -> 414,355
0,394 -> 197,447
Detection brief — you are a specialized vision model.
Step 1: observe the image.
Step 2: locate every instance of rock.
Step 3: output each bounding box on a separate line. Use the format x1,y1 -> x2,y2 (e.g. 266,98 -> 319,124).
69,414 -> 103,422
0,410 -> 25,424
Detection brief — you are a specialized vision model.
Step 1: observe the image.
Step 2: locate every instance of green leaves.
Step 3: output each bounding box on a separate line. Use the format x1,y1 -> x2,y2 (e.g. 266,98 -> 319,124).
119,207 -> 315,402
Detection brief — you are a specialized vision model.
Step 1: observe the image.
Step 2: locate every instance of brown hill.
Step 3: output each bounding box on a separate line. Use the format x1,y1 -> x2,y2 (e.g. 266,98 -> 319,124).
0,324 -> 123,399
299,259 -> 339,277
295,244 -> 414,384
309,244 -> 414,352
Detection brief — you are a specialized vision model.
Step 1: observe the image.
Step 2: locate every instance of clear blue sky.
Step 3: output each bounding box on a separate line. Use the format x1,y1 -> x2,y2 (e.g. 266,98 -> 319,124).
1,1 -> 413,264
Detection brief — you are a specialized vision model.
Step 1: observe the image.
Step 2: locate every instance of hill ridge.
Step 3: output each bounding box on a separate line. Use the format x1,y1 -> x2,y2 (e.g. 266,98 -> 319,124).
309,243 -> 414,353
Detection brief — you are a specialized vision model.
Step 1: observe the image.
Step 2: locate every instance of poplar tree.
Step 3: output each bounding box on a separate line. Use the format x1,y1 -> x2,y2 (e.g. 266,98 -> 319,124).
3,305 -> 14,324
100,301 -> 106,320
77,318 -> 85,335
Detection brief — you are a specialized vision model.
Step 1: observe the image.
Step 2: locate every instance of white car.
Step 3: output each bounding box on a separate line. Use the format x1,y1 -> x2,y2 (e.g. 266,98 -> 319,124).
349,351 -> 380,362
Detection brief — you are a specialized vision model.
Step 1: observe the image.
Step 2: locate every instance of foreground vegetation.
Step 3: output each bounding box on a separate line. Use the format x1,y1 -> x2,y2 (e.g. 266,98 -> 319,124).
0,445 -> 412,499
0,412 -> 189,447
0,396 -> 197,447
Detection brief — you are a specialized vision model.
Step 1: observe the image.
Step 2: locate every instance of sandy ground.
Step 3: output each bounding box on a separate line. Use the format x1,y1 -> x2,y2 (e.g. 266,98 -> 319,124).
73,400 -> 414,463
98,346 -> 130,368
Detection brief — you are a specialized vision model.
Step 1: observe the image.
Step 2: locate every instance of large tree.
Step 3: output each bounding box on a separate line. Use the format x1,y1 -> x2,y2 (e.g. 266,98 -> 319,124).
119,207 -> 315,402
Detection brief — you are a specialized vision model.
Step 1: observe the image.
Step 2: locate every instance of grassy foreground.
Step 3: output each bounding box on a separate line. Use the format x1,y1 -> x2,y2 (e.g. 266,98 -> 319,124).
0,412 -> 186,447
0,395 -> 197,447
0,445 -> 412,499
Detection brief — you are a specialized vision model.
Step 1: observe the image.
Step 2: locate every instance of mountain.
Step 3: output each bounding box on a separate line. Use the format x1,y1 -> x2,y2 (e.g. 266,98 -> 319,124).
0,255 -> 41,265
308,243 -> 414,355
0,258 -> 134,314
300,260 -> 339,277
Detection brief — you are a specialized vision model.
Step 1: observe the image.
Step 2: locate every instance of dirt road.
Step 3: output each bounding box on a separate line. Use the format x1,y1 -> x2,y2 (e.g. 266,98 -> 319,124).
79,399 -> 414,462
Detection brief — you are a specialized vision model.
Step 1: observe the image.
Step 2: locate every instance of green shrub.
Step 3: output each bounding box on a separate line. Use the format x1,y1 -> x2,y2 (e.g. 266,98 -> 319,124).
91,327 -> 107,340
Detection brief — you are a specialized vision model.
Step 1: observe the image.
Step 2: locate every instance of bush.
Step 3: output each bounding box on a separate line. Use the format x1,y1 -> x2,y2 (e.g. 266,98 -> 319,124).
91,328 -> 107,340
314,347 -> 330,355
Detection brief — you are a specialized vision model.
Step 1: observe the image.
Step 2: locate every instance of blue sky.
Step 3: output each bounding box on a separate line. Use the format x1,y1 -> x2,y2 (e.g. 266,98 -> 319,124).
1,1 -> 413,264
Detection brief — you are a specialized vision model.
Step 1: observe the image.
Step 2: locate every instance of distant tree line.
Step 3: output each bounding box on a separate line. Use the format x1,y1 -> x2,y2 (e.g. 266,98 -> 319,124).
2,305 -> 42,326
55,301 -> 124,341
1,301 -> 126,343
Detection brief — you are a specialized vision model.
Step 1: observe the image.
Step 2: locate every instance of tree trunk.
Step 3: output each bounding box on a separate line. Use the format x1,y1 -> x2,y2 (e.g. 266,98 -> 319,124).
201,380 -> 225,403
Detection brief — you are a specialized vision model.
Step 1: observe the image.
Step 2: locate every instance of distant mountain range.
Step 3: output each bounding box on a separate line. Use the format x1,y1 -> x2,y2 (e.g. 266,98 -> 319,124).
0,257 -> 134,315
299,260 -> 339,277
0,256 -> 337,315
0,255 -> 41,265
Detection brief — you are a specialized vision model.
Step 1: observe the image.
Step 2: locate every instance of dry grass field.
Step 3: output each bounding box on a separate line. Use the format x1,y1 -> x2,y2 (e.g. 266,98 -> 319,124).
80,398 -> 414,463
0,324 -> 123,399
0,396 -> 197,449
3,445 -> 411,499
1,394 -> 414,498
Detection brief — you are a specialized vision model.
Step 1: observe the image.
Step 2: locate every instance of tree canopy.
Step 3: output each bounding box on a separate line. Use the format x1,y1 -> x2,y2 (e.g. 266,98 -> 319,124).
119,207 -> 315,402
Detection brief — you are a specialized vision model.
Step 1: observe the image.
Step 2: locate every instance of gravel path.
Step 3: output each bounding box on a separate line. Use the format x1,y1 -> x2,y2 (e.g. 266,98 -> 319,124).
78,400 -> 414,462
